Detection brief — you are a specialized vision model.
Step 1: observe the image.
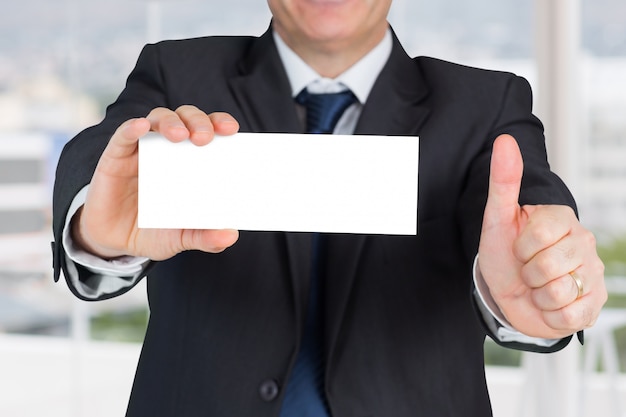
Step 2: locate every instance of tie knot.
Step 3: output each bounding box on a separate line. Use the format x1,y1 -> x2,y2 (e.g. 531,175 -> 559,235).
295,89 -> 357,134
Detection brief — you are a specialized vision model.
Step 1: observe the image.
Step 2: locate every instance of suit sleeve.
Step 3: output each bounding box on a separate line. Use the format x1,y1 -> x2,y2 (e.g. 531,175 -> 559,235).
458,74 -> 578,353
51,43 -> 167,300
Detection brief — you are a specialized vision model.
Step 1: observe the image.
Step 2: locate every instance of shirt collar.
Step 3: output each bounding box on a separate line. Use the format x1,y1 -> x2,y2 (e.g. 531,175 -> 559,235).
273,28 -> 392,104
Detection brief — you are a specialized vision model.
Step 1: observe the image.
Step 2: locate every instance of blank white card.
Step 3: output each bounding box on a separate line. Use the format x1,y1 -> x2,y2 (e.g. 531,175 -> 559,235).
138,132 -> 419,235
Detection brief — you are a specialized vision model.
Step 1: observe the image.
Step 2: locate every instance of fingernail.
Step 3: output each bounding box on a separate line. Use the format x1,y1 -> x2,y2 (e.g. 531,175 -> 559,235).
214,115 -> 238,125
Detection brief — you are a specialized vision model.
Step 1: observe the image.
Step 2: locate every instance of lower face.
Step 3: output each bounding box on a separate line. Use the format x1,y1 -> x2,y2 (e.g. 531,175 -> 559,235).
267,0 -> 393,54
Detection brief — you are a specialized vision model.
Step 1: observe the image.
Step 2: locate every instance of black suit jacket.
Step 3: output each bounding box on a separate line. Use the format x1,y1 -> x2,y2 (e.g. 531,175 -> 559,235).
52,27 -> 577,417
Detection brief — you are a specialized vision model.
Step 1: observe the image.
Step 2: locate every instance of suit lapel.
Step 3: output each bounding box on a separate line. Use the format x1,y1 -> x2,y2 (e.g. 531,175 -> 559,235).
228,27 -> 302,134
355,31 -> 431,136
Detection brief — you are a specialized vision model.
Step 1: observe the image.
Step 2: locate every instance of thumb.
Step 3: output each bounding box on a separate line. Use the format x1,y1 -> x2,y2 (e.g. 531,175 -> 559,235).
485,134 -> 524,221
105,118 -> 151,159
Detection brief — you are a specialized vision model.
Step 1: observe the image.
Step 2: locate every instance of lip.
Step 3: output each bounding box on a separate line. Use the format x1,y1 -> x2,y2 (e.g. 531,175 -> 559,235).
305,0 -> 351,4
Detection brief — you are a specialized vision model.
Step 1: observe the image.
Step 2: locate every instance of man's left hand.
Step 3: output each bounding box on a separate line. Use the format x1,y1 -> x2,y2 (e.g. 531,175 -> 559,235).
477,134 -> 607,339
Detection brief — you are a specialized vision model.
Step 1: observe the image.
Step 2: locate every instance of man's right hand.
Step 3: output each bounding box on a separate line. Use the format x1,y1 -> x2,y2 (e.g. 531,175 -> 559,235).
71,105 -> 241,261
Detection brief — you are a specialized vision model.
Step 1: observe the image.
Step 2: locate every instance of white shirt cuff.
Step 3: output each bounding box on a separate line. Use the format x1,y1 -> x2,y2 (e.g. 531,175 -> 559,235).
473,255 -> 560,347
61,185 -> 150,298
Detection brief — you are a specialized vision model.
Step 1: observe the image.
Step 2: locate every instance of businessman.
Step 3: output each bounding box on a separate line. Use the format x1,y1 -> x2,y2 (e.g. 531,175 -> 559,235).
52,0 -> 606,416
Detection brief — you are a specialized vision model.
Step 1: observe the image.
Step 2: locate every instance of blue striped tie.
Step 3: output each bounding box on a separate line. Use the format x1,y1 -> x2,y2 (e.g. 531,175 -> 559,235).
279,89 -> 356,417
295,89 -> 357,134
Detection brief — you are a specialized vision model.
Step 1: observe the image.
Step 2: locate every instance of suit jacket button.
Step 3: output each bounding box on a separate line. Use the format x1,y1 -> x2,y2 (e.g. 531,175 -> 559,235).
259,379 -> 280,402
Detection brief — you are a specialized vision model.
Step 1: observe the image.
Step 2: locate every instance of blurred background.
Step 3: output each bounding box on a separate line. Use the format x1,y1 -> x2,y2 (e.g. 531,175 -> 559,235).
0,0 -> 625,416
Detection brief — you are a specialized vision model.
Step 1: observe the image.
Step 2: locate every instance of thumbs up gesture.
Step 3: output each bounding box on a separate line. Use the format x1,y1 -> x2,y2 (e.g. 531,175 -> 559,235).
477,134 -> 607,339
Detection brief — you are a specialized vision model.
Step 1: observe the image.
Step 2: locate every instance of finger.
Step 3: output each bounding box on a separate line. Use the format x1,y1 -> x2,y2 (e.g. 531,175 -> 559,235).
209,112 -> 240,136
175,105 -> 216,145
96,118 -> 151,177
176,109 -> 239,146
513,205 -> 575,264
530,272 -> 583,311
104,118 -> 151,159
483,134 -> 524,227
541,295 -> 601,332
179,229 -> 240,253
517,208 -> 598,290
146,107 -> 190,142
519,231 -> 580,288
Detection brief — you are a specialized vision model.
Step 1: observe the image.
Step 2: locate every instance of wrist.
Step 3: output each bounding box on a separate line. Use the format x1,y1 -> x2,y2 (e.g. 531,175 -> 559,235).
71,206 -> 127,260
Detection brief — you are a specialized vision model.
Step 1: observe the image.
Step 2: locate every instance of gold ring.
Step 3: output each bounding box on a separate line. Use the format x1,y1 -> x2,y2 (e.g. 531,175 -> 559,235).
569,271 -> 584,300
